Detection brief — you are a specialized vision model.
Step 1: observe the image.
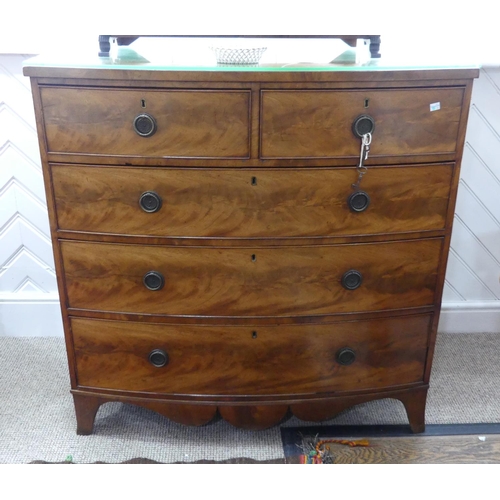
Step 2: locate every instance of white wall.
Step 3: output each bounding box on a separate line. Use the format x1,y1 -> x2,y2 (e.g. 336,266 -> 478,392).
439,66 -> 500,333
1,48 -> 499,335
0,54 -> 63,336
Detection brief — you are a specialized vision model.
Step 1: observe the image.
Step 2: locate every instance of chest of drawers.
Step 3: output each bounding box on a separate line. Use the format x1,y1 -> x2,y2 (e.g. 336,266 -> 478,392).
24,52 -> 478,434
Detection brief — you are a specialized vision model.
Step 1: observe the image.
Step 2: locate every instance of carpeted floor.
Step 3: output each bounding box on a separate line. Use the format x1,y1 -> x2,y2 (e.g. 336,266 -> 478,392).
1,332 -> 499,464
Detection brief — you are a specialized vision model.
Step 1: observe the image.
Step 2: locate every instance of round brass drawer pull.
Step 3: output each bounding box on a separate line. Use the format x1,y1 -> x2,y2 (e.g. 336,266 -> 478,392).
336,347 -> 356,366
143,271 -> 165,291
133,113 -> 157,137
148,349 -> 169,368
352,114 -> 375,138
139,191 -> 162,213
347,190 -> 371,212
341,270 -> 363,290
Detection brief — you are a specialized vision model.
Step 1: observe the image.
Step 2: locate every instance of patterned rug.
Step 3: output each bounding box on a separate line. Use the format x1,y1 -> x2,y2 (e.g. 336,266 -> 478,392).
281,423 -> 500,464
29,423 -> 500,464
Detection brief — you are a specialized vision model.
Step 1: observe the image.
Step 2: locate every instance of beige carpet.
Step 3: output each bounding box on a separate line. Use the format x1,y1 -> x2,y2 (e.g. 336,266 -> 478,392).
1,332 -> 499,464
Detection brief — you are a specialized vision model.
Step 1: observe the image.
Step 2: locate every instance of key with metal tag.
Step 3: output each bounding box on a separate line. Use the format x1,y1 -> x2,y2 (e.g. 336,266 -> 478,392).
352,132 -> 372,190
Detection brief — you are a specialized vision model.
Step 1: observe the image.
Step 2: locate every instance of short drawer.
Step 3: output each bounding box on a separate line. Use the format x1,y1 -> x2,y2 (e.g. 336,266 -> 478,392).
40,87 -> 251,158
52,164 -> 454,238
72,315 -> 430,395
61,239 -> 442,317
261,87 -> 464,159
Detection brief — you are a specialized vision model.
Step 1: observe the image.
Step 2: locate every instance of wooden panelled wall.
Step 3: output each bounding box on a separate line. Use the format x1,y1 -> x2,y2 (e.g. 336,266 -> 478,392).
0,54 -> 498,335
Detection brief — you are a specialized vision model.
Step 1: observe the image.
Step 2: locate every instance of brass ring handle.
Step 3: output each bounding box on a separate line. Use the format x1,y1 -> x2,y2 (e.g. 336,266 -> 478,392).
148,349 -> 169,368
341,270 -> 363,290
352,114 -> 375,138
347,191 -> 371,212
143,271 -> 165,291
139,191 -> 162,213
133,113 -> 157,137
336,347 -> 356,366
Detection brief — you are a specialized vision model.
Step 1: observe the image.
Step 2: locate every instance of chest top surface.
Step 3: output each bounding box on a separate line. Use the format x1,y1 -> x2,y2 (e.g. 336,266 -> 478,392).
22,37 -> 479,83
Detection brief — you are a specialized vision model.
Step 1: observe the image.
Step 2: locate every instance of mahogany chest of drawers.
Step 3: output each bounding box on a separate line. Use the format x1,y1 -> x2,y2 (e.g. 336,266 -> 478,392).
24,51 -> 478,434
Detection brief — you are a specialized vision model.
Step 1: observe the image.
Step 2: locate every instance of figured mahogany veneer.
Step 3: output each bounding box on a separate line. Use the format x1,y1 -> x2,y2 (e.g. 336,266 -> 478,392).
24,56 -> 478,435
40,87 -> 251,158
260,88 -> 464,159
72,315 -> 430,395
61,239 -> 441,317
51,164 -> 454,238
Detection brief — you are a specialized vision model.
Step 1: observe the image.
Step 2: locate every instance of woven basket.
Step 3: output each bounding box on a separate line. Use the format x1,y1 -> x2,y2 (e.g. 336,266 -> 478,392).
210,47 -> 267,65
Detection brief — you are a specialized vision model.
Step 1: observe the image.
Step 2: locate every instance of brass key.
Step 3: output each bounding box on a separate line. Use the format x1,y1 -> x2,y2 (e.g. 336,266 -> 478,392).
352,132 -> 372,190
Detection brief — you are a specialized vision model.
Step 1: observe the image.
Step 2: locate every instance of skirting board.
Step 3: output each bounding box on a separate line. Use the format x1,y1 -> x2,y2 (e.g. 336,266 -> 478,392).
1,297 -> 499,337
0,294 -> 63,337
439,301 -> 500,334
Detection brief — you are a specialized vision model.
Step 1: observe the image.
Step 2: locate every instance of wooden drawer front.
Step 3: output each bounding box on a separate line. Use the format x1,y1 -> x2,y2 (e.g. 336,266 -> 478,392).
52,164 -> 453,238
40,87 -> 250,158
72,315 -> 430,395
61,239 -> 442,317
261,88 -> 464,159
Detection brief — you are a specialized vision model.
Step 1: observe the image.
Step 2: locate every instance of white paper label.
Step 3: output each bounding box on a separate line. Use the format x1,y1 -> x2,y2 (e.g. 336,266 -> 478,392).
430,102 -> 441,112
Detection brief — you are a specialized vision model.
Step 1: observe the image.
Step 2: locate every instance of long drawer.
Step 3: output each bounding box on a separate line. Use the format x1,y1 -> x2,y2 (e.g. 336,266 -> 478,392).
61,239 -> 442,316
261,88 -> 464,159
40,87 -> 251,158
72,315 -> 431,395
52,164 -> 454,238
